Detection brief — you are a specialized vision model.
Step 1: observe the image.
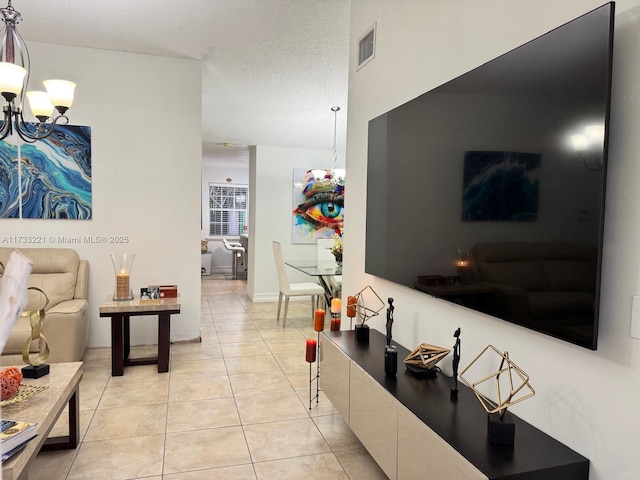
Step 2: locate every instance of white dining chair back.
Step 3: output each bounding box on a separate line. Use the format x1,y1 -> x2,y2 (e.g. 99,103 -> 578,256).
317,238 -> 334,264
317,238 -> 341,298
272,241 -> 325,327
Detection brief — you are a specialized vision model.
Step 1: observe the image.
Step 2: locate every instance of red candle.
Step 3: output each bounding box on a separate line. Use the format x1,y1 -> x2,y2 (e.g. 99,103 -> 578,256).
346,296 -> 357,317
306,338 -> 317,362
330,317 -> 341,331
314,309 -> 325,332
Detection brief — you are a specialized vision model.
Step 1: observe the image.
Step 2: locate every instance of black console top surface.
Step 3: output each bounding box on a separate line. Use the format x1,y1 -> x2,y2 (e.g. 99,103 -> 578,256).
325,330 -> 588,480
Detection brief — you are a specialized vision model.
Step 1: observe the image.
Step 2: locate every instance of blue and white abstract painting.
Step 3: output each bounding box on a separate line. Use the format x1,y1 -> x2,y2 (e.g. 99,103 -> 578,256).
462,151 -> 540,222
0,124 -> 92,219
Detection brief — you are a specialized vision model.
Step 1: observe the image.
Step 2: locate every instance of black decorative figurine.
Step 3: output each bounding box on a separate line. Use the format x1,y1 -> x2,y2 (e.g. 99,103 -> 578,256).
384,297 -> 397,376
451,327 -> 461,400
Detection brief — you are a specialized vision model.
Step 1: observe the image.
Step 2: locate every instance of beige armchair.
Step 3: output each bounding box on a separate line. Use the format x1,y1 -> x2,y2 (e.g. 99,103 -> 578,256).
0,247 -> 89,365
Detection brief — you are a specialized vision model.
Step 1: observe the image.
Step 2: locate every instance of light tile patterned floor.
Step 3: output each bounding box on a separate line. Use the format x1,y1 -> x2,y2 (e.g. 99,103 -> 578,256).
28,274 -> 388,480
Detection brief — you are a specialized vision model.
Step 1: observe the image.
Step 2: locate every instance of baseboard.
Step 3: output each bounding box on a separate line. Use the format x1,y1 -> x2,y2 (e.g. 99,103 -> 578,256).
249,292 -> 318,303
172,336 -> 202,345
250,292 -> 279,303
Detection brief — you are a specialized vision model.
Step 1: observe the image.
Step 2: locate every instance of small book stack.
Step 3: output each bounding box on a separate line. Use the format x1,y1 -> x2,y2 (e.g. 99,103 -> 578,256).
1,419 -> 38,461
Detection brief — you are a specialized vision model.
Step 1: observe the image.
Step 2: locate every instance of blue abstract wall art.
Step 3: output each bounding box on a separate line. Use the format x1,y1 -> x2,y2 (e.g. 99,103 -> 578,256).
0,124 -> 92,219
462,151 -> 540,222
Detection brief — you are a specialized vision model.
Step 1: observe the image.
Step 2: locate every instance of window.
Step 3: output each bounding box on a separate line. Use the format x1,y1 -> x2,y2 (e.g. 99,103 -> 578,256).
208,184 -> 248,236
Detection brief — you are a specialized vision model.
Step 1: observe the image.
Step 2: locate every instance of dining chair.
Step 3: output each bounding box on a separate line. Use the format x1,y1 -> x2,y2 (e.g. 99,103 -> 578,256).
317,238 -> 334,263
272,241 -> 325,327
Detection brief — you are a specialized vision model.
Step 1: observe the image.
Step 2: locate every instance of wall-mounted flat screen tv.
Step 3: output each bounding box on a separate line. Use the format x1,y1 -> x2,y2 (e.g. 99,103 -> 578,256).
365,3 -> 614,349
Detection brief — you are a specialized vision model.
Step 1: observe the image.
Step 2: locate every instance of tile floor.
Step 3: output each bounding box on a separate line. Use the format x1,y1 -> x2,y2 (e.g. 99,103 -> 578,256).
28,274 -> 388,479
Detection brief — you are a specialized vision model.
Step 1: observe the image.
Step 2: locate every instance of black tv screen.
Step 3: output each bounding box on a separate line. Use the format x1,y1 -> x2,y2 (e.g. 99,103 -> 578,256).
365,3 -> 614,349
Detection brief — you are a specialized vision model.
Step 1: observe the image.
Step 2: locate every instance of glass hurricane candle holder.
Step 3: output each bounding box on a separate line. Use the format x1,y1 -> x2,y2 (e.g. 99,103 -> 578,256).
110,253 -> 135,301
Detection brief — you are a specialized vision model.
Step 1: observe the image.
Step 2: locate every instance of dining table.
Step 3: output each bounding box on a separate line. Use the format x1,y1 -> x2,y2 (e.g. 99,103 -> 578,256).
284,260 -> 342,307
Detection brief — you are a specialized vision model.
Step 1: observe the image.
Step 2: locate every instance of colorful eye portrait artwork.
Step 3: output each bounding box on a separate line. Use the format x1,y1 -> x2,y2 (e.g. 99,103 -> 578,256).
292,168 -> 344,244
0,124 -> 92,219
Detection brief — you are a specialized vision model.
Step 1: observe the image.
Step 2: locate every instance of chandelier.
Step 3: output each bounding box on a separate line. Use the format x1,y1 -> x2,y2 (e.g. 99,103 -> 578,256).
313,106 -> 345,185
0,0 -> 75,143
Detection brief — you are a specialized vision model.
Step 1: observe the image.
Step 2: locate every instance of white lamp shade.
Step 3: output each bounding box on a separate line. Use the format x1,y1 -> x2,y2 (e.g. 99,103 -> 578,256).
43,79 -> 76,108
26,91 -> 54,118
0,62 -> 27,95
332,168 -> 346,181
311,169 -> 328,181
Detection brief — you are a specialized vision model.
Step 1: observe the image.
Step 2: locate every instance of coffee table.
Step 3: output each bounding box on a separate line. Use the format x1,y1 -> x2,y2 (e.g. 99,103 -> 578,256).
1,362 -> 82,480
99,296 -> 181,376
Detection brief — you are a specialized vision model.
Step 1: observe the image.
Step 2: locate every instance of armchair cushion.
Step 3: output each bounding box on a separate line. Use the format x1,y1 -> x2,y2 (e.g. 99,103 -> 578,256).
0,247 -> 89,364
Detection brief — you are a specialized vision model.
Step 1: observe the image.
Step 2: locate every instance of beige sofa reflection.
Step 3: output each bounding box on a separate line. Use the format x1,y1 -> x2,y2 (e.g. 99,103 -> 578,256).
469,241 -> 596,327
0,247 -> 89,365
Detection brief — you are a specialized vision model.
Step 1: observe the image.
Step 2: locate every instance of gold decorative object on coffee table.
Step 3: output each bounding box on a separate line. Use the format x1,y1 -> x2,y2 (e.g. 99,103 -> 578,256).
21,287 -> 51,378
0,384 -> 49,406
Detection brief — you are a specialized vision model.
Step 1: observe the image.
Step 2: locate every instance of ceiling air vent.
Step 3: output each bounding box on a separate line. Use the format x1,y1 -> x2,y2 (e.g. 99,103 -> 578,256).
357,23 -> 376,71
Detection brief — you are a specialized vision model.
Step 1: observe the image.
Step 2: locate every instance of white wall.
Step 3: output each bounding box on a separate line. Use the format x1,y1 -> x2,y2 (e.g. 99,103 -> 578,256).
248,144 -> 344,301
0,42 -> 202,347
346,1 -> 640,479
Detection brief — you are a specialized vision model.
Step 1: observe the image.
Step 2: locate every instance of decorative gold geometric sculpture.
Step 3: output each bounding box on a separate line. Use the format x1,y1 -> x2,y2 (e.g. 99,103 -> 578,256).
352,285 -> 385,324
404,343 -> 451,370
21,287 -> 50,368
459,344 -> 535,418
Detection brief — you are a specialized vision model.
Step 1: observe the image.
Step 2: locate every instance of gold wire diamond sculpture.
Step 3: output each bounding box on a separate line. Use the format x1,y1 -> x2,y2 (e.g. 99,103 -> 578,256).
404,343 -> 450,370
351,285 -> 385,324
459,344 -> 535,417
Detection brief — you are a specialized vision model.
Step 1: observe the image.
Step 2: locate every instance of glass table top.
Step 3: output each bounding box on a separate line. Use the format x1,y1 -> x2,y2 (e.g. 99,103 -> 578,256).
285,261 -> 342,276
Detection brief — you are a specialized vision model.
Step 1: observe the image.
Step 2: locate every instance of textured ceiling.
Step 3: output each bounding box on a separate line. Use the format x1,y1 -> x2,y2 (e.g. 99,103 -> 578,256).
10,0 -> 351,165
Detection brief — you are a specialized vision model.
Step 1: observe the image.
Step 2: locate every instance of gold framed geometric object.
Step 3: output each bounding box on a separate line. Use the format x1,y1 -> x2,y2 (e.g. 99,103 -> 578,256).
404,343 -> 451,370
459,344 -> 535,418
352,285 -> 385,324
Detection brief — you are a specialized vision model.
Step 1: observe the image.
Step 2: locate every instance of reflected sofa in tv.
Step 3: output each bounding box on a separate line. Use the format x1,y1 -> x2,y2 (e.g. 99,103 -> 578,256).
468,241 -> 597,333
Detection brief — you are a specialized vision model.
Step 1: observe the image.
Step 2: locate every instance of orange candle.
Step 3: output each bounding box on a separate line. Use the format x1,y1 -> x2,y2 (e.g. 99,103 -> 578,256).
116,272 -> 129,299
330,298 -> 342,313
306,338 -> 317,362
346,296 -> 357,317
314,309 -> 325,332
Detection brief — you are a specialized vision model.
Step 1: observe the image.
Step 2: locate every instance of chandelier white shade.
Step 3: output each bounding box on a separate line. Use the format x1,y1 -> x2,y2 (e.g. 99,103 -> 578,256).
0,61 -> 25,95
0,0 -> 76,142
313,106 -> 345,185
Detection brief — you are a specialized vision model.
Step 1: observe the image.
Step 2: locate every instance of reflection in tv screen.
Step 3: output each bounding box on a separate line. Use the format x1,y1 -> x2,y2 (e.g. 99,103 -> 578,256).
365,3 -> 615,350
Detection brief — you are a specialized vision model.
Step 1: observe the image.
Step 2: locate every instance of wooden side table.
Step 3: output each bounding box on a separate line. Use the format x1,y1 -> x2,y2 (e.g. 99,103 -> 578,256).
99,296 -> 181,376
